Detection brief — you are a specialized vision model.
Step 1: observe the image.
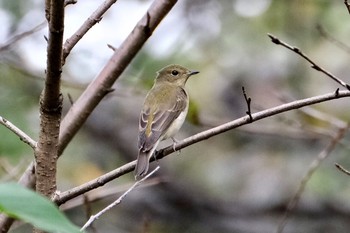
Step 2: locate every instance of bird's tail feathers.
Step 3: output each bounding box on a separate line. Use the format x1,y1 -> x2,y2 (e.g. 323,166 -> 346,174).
134,151 -> 149,180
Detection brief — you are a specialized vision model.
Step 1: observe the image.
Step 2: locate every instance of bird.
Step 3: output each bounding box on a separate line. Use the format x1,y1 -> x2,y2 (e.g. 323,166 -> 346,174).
134,64 -> 199,180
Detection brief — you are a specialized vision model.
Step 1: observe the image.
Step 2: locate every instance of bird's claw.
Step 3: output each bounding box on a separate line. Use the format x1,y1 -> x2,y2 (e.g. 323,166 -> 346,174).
171,137 -> 181,156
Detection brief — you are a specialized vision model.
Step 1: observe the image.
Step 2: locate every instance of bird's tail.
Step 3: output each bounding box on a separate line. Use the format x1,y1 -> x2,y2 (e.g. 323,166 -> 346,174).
134,151 -> 149,180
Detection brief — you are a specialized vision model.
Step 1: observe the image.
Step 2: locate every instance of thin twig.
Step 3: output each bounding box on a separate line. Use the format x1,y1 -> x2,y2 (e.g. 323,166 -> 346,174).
0,22 -> 46,53
0,116 -> 37,149
345,0 -> 350,14
62,0 -> 119,62
107,44 -> 117,51
55,90 -> 350,206
335,163 -> 350,176
268,33 -> 350,90
276,124 -> 350,233
67,93 -> 74,105
80,166 -> 160,231
242,86 -> 253,122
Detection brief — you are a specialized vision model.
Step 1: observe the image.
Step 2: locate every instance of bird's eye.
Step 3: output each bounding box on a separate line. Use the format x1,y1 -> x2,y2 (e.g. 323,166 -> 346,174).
171,70 -> 179,76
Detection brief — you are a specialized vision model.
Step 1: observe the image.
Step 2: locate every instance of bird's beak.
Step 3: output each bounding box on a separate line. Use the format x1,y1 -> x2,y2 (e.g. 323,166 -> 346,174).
189,70 -> 199,76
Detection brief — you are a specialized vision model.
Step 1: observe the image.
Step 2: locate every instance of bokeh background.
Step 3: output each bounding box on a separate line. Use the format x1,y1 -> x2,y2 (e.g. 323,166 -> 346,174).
1,0 -> 350,232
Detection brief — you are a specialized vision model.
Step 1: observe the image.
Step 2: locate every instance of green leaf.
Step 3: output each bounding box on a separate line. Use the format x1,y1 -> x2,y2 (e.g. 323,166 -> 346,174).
0,183 -> 82,233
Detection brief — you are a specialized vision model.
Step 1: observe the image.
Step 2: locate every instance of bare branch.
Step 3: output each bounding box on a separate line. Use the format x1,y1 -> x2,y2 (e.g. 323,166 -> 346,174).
62,0 -> 119,62
32,0 -> 65,225
335,163 -> 350,176
0,116 -> 37,149
80,166 -> 160,231
35,0 -> 64,201
268,33 -> 350,90
55,90 -> 350,205
58,0 -> 178,156
276,124 -> 350,233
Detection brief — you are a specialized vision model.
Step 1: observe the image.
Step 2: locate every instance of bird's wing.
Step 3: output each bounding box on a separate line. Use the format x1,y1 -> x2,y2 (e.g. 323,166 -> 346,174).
138,87 -> 188,152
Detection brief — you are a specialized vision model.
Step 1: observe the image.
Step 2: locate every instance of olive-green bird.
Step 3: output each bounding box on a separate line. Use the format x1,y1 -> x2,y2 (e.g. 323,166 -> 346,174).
135,64 -> 199,180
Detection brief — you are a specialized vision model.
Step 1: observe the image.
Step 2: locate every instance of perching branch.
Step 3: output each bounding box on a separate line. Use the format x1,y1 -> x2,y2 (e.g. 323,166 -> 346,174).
55,90 -> 350,205
62,0 -> 119,62
276,124 -> 349,233
80,166 -> 160,231
268,33 -> 350,90
0,116 -> 37,149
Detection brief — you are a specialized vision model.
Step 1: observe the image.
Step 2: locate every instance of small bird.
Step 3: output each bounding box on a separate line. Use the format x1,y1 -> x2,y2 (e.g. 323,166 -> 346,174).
135,64 -> 199,179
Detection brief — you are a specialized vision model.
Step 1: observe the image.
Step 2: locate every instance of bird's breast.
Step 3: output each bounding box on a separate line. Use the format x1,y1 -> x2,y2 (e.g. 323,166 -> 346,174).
163,105 -> 188,140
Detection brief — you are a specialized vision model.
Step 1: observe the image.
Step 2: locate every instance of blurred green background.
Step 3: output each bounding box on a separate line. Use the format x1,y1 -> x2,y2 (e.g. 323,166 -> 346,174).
1,0 -> 350,232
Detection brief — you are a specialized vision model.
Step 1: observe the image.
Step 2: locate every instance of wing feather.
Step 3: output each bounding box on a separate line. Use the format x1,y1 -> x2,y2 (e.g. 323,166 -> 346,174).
138,87 -> 187,152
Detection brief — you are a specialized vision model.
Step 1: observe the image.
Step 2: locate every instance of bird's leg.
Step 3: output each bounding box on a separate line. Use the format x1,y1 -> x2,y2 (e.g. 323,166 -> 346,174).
153,152 -> 161,166
152,151 -> 158,161
171,137 -> 181,155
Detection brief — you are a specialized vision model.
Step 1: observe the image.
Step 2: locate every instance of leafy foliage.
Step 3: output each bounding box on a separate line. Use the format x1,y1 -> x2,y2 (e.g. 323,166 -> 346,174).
0,183 -> 82,233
